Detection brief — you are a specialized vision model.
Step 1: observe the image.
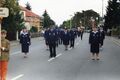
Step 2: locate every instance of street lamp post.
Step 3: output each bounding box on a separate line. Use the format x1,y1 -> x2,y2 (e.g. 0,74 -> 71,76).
91,17 -> 95,28
80,21 -> 82,27
70,15 -> 73,29
102,0 -> 104,18
70,19 -> 71,29
0,17 -> 3,57
83,11 -> 85,28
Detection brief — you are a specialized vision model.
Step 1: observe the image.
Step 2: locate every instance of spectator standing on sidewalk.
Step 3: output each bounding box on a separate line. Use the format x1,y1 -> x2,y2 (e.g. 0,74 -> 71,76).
0,30 -> 10,80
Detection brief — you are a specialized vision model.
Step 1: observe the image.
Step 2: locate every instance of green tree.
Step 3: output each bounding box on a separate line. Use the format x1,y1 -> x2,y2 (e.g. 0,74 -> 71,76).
42,10 -> 55,28
0,0 -> 5,7
2,0 -> 24,40
30,26 -> 38,32
25,2 -> 32,11
104,0 -> 120,30
62,20 -> 71,28
62,10 -> 100,29
72,12 -> 82,27
83,10 -> 100,29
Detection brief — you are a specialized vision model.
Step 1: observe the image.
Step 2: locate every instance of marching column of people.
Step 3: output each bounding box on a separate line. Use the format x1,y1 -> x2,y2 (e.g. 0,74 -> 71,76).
44,27 -> 84,58
44,26 -> 105,60
0,25 -> 106,80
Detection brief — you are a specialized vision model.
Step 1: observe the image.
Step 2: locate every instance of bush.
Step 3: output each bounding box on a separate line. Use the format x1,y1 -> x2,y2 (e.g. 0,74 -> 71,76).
111,27 -> 120,36
30,26 -> 38,32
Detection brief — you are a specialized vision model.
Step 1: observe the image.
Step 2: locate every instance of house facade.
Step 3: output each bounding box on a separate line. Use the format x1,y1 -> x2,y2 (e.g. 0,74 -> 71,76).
20,6 -> 43,32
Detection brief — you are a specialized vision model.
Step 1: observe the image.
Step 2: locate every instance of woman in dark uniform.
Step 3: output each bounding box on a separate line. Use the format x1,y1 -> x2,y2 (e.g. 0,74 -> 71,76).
89,27 -> 100,60
20,28 -> 31,58
99,27 -> 105,49
69,29 -> 76,48
80,28 -> 84,40
44,28 -> 50,50
62,29 -> 70,50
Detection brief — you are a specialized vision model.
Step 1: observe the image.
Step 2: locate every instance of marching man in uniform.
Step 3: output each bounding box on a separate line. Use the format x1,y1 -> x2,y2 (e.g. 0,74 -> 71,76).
0,30 -> 10,80
47,28 -> 57,58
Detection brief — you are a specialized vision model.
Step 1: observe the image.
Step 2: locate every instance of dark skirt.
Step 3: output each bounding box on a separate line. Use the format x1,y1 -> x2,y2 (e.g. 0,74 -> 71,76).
90,44 -> 99,53
45,40 -> 49,45
100,40 -> 104,46
21,44 -> 29,53
63,40 -> 69,45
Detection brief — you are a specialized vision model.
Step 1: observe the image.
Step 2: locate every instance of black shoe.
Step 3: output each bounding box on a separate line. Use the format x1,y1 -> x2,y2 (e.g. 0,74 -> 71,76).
53,56 -> 56,58
49,56 -> 53,58
97,58 -> 100,60
46,49 -> 49,51
92,58 -> 95,60
65,49 -> 68,51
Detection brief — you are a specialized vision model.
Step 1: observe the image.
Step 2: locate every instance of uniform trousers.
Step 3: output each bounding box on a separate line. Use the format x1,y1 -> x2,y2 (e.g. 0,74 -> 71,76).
0,61 -> 8,80
49,44 -> 56,57
70,39 -> 75,48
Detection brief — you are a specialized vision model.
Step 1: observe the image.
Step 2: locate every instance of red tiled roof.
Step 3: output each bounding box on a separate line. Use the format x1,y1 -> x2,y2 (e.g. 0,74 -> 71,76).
20,6 -> 40,18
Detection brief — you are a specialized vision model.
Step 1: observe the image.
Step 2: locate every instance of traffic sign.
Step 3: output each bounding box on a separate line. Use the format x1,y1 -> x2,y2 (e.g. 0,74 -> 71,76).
0,8 -> 9,17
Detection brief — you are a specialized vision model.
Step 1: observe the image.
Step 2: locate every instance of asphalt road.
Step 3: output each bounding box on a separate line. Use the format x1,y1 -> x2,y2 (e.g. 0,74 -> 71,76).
7,33 -> 120,80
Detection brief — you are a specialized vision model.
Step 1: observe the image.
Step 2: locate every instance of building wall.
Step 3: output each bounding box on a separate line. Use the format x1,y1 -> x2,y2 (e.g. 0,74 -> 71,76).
20,9 -> 43,32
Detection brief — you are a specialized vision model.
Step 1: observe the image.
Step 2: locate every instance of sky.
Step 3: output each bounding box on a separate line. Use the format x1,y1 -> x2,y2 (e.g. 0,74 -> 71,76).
19,0 -> 109,25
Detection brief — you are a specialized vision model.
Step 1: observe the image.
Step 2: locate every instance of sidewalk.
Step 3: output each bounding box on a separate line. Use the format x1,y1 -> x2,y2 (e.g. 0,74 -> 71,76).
10,37 -> 44,47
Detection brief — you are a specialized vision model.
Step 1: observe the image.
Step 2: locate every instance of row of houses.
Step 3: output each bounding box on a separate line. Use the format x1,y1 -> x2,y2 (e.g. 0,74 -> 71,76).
20,6 -> 43,32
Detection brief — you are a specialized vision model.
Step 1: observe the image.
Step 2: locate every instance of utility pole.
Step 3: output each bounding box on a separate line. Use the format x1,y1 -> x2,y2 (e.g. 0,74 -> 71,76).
102,0 -> 104,18
0,17 -> 2,57
83,11 -> 85,29
70,15 -> 73,29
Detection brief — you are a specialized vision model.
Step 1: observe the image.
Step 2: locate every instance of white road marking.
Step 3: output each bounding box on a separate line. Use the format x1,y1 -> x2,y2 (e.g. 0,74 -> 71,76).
76,43 -> 79,46
68,48 -> 72,50
112,39 -> 120,47
48,57 -> 55,62
11,74 -> 24,80
48,53 -> 62,62
56,53 -> 62,58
